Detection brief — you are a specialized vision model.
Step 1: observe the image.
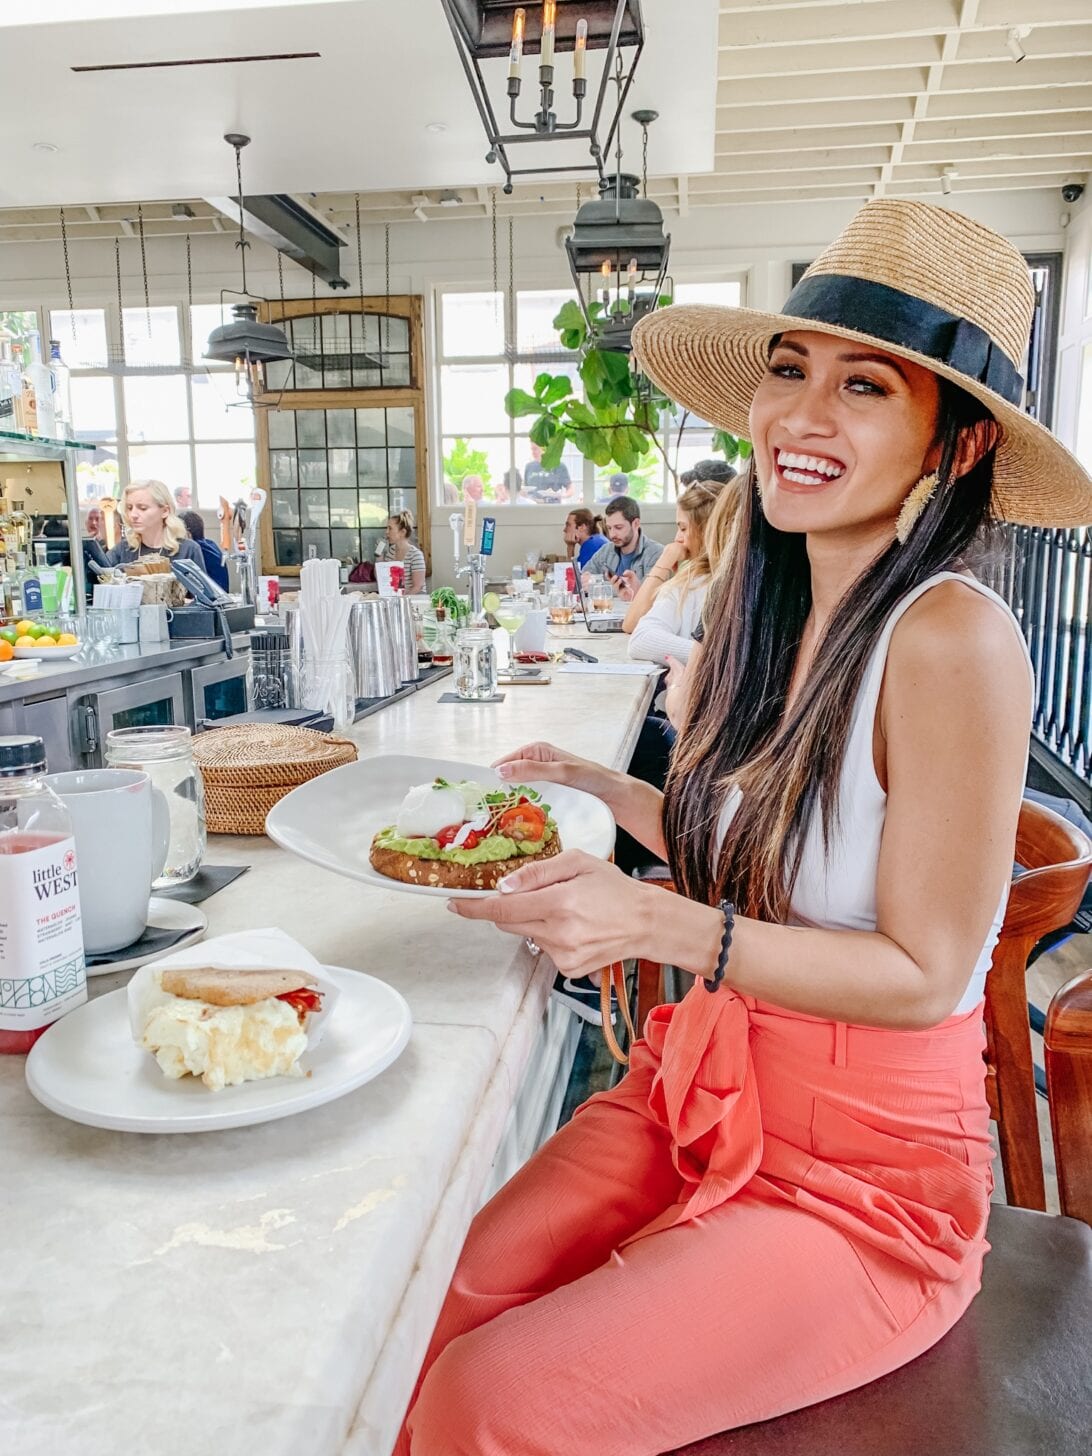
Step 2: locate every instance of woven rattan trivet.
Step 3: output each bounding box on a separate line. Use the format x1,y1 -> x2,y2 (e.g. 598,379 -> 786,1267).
193,723 -> 357,835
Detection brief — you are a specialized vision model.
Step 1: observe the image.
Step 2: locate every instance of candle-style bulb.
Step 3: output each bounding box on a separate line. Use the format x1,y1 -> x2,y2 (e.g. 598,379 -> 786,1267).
627,257 -> 638,285
509,7 -> 526,79
541,0 -> 556,69
574,18 -> 588,80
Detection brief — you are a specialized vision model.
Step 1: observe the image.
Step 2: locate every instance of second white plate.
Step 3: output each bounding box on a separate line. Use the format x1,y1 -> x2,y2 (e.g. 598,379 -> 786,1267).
266,753 -> 616,899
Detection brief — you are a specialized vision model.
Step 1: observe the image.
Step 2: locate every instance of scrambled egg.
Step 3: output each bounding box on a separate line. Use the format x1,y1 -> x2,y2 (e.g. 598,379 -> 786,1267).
141,997 -> 308,1092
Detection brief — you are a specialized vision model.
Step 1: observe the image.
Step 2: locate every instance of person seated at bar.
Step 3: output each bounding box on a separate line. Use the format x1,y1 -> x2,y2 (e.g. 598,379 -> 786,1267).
180,510 -> 230,590
624,461 -> 739,648
398,199 -> 1092,1456
103,479 -> 204,568
563,508 -> 608,570
581,495 -> 665,601
385,509 -> 427,593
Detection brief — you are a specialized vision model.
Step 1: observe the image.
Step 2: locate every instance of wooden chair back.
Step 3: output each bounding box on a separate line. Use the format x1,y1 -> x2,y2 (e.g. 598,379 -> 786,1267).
983,799 -> 1091,1210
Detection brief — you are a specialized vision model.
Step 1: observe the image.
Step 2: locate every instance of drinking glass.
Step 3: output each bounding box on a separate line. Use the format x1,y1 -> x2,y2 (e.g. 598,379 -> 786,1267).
548,590 -> 575,625
104,726 -> 206,886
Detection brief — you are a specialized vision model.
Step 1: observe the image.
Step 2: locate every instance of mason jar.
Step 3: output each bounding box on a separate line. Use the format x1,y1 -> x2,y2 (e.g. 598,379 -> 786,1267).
454,623 -> 497,701
104,725 -> 206,885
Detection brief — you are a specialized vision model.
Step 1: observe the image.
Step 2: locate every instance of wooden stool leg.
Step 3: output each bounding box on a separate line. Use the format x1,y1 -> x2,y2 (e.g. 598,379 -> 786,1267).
987,932 -> 1047,1211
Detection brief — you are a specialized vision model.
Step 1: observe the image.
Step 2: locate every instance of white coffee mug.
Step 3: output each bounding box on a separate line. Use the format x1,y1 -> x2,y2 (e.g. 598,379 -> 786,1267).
514,608 -> 549,654
44,769 -> 170,956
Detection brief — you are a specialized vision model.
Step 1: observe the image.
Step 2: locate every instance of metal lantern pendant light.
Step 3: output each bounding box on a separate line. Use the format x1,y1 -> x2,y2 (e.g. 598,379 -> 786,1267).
565,108 -> 669,352
204,134 -> 293,403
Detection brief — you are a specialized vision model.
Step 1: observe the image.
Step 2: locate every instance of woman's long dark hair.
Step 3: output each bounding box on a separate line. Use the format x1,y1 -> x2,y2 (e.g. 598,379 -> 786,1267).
663,379 -> 998,918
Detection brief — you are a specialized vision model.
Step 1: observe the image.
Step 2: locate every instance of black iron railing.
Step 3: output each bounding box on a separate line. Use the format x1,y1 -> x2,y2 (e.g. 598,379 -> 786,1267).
983,526 -> 1092,797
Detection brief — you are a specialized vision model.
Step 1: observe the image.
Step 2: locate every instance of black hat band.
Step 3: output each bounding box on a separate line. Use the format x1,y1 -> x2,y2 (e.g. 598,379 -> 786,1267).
782,273 -> 1024,407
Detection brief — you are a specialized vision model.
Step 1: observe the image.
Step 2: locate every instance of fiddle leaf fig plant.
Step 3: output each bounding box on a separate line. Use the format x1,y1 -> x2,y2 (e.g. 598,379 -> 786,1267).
504,297 -> 749,479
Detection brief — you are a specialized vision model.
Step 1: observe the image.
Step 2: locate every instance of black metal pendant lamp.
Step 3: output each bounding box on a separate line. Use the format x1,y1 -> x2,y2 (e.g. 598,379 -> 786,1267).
441,0 -> 645,193
204,134 -> 293,403
565,111 -> 669,353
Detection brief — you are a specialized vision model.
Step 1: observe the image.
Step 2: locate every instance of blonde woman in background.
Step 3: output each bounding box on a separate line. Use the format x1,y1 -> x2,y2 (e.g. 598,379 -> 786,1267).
385,509 -> 427,593
104,479 -> 204,567
626,461 -> 739,663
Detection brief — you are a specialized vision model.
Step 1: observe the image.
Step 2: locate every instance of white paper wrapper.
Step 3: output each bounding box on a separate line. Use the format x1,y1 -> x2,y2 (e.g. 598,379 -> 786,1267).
127,927 -> 340,1053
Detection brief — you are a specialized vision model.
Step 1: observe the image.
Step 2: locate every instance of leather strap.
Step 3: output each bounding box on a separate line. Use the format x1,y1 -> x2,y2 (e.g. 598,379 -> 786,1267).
599,960 -> 636,1064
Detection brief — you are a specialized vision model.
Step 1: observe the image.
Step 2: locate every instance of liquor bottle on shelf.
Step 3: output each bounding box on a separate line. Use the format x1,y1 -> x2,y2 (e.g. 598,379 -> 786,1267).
0,338 -> 19,428
48,339 -> 71,438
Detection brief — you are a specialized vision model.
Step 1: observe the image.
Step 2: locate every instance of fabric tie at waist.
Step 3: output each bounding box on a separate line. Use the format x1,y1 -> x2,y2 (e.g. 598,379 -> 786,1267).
581,986 -> 991,1280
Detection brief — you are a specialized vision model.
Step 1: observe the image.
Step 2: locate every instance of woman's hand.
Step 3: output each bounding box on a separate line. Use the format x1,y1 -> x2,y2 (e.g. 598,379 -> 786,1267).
492,741 -> 618,803
656,541 -> 688,574
449,851 -> 651,977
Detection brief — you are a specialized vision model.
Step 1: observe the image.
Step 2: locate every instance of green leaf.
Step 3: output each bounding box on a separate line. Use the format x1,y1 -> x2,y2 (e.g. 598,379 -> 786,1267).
580,350 -> 606,395
504,387 -> 542,418
528,414 -> 558,448
552,298 -> 585,333
610,427 -> 640,473
533,371 -> 554,397
738,438 -> 753,459
540,431 -> 566,470
600,350 -> 633,386
542,375 -> 573,405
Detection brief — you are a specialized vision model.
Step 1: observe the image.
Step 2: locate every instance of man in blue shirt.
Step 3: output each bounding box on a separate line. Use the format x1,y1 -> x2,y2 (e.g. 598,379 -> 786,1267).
581,496 -> 664,600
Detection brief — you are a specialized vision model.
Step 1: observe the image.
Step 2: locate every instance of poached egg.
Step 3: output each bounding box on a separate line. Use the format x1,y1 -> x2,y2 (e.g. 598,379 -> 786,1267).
395,783 -> 471,839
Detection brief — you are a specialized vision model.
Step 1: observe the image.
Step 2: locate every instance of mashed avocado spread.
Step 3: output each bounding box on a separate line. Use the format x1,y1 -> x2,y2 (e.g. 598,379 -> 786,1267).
375,825 -> 555,865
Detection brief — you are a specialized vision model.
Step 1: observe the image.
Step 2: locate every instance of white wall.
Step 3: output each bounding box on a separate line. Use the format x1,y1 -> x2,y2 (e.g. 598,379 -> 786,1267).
1055,188 -> 1092,472
0,186 -> 1067,584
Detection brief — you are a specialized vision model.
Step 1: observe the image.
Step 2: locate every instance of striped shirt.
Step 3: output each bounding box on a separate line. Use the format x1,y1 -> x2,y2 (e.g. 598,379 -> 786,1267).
398,542 -> 427,586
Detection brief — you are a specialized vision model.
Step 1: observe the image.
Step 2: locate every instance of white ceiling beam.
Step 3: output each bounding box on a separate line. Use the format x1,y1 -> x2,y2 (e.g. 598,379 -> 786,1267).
677,175 -> 689,216
718,0 -> 1090,49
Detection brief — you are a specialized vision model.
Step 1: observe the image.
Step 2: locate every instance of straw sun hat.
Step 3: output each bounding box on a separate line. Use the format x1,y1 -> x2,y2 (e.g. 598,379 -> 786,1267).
632,199 -> 1092,528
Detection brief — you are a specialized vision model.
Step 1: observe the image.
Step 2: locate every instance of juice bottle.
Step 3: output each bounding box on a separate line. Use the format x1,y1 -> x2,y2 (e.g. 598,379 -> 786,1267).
0,735 -> 87,1054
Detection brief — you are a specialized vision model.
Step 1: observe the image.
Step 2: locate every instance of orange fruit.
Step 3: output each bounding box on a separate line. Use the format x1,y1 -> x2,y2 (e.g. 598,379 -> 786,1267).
0,640 -> 13,662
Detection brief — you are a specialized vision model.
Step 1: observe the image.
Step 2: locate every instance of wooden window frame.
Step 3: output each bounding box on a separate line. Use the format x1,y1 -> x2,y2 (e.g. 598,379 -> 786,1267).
255,295 -> 430,576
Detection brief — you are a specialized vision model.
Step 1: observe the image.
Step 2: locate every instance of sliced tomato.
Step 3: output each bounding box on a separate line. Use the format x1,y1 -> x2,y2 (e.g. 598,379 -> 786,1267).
277,987 -> 324,1024
497,803 -> 547,842
436,824 -> 482,850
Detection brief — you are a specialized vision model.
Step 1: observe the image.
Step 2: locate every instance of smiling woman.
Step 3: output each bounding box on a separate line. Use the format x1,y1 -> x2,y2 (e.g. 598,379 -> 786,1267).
396,199 -> 1092,1456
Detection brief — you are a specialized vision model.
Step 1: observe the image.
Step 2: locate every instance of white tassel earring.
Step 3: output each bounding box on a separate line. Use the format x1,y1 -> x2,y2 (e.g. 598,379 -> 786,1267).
895,473 -> 939,545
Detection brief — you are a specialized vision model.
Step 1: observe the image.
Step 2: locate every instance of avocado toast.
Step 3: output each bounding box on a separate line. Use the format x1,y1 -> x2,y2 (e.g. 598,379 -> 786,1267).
369,779 -> 562,890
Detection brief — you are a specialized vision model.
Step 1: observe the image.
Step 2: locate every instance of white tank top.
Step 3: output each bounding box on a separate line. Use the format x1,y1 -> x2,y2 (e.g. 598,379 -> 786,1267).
718,571 -> 1033,1015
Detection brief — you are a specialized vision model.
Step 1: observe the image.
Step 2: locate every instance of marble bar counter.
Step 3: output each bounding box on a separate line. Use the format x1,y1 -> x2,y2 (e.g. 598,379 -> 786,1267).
1,625 -> 656,1456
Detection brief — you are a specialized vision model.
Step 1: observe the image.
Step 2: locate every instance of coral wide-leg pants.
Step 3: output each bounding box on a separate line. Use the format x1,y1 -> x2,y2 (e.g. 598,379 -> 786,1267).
396,987 -> 993,1456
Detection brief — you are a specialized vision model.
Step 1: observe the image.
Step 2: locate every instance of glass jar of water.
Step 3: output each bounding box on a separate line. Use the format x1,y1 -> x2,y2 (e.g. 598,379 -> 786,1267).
104,726 -> 206,885
454,623 -> 497,701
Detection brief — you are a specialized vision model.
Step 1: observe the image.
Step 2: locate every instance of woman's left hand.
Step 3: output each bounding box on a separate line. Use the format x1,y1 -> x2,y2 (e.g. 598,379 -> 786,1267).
449,850 -> 649,978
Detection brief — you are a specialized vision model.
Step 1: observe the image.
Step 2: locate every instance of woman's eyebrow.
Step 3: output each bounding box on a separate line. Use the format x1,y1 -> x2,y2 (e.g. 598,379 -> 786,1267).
770,338 -> 909,383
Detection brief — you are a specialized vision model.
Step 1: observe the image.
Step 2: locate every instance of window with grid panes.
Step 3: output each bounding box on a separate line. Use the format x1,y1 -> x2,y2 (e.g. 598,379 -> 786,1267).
435,281 -> 746,508
255,298 -> 427,572
45,303 -> 257,509
437,289 -> 584,508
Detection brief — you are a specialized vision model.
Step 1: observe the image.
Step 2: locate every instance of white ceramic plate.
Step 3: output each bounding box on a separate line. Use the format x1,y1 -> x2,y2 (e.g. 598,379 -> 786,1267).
266,753 -> 616,899
25,964 -> 411,1133
14,642 -> 82,659
84,897 -> 208,978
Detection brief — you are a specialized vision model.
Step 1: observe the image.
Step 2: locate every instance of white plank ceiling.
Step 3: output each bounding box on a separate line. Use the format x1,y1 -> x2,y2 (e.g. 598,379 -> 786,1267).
1,0 -> 1089,244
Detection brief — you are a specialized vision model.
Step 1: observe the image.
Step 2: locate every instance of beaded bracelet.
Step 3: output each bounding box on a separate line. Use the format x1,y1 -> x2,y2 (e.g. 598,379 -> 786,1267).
704,899 -> 736,992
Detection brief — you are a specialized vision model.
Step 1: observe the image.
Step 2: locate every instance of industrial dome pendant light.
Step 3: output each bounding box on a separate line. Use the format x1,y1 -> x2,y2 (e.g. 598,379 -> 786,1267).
204,133 -> 293,405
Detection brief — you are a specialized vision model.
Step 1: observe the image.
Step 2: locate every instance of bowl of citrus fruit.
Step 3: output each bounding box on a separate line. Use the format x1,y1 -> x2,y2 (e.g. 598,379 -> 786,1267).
2,618 -> 82,660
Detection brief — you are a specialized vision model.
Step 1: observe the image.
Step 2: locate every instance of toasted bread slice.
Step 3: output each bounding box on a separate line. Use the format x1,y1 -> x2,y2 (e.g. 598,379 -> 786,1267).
370,831 -> 561,891
159,966 -> 318,1007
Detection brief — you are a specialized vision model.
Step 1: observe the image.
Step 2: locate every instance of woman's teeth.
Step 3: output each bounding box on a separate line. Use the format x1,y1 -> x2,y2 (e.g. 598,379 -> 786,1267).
776,450 -> 846,485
